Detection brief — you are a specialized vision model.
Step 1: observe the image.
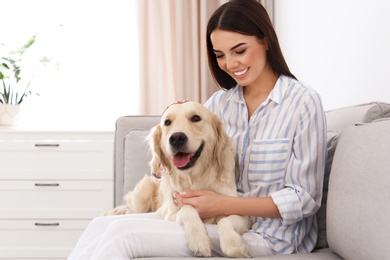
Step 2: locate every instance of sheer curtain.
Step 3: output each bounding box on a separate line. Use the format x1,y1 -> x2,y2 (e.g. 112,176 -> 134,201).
137,0 -> 274,115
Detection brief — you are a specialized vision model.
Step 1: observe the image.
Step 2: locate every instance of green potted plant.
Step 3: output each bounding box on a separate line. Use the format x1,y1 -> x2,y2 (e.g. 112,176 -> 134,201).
0,34 -> 46,126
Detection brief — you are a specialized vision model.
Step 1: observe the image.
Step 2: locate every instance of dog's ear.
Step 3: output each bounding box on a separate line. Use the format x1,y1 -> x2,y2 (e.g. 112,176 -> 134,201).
148,124 -> 171,177
212,114 -> 233,169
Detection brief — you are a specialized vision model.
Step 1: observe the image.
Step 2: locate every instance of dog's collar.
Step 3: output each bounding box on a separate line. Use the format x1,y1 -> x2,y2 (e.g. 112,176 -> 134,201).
162,100 -> 190,115
151,172 -> 162,181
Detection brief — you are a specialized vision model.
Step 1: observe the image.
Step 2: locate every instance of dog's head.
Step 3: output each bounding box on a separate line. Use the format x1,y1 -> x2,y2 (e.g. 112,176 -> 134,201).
149,101 -> 230,177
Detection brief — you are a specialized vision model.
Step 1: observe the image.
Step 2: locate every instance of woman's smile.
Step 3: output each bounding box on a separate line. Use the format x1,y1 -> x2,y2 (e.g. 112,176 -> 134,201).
233,68 -> 249,78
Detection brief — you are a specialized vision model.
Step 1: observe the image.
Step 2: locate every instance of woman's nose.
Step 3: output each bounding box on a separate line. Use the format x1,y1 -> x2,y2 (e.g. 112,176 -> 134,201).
226,56 -> 238,70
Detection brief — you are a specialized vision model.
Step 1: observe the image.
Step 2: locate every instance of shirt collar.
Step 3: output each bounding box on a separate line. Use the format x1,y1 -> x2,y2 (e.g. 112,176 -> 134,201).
226,86 -> 242,103
269,75 -> 289,104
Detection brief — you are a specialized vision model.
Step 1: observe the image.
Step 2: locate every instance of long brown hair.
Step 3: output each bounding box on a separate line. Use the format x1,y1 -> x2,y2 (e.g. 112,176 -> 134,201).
207,0 -> 296,90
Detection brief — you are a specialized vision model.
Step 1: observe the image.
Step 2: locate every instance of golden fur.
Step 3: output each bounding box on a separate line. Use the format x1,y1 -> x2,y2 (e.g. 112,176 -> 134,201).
105,101 -> 251,257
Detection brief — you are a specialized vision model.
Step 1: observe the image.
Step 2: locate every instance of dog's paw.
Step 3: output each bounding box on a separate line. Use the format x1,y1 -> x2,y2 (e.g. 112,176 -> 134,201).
102,205 -> 129,216
220,232 -> 252,258
188,235 -> 212,257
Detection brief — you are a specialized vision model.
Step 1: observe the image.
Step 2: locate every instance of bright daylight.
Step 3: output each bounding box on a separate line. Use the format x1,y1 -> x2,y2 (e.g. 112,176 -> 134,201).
0,0 -> 139,130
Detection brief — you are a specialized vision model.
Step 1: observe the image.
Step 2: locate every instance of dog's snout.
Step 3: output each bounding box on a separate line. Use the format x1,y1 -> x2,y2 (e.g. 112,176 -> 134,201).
169,132 -> 188,148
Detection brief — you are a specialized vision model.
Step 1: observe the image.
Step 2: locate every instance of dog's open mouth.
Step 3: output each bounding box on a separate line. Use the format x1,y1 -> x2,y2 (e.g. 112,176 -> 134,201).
172,142 -> 204,170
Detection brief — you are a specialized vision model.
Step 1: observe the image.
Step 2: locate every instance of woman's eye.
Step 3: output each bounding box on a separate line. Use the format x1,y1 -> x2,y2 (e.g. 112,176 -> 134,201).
236,49 -> 246,55
164,119 -> 171,126
215,54 -> 224,59
191,115 -> 201,122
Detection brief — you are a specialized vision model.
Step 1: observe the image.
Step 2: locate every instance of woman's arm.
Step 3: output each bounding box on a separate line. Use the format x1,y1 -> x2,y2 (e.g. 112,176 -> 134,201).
269,93 -> 327,226
173,190 -> 281,219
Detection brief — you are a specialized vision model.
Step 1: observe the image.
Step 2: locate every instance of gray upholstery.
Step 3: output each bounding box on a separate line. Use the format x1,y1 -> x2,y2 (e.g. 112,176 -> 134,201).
113,102 -> 390,259
327,118 -> 390,260
142,248 -> 341,260
325,101 -> 390,132
316,101 -> 390,249
114,116 -> 160,206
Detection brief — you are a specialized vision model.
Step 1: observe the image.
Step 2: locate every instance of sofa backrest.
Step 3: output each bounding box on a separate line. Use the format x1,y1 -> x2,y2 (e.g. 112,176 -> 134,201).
326,118 -> 390,259
325,101 -> 390,133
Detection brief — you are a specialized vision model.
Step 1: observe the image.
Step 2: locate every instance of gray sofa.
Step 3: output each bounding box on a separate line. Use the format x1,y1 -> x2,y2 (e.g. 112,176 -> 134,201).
114,101 -> 390,260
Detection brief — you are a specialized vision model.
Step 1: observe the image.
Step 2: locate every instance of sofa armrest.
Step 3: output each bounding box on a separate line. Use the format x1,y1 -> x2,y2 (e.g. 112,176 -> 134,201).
327,118 -> 390,259
316,101 -> 390,249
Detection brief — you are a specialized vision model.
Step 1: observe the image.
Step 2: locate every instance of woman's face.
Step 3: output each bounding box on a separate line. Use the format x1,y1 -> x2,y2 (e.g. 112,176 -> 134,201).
210,29 -> 269,89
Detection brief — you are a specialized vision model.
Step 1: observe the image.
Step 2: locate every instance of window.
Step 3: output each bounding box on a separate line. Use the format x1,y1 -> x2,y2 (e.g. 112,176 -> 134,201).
1,0 -> 139,130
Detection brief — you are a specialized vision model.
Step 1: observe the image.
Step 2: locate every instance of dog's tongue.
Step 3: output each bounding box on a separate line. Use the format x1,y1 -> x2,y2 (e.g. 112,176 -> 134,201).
172,153 -> 191,168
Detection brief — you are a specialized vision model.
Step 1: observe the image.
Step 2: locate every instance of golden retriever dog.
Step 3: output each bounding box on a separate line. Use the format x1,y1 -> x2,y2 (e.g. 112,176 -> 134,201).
106,101 -> 252,258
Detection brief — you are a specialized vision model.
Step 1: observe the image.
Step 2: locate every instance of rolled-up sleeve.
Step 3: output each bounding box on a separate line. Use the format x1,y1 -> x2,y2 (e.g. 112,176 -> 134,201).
271,93 -> 327,226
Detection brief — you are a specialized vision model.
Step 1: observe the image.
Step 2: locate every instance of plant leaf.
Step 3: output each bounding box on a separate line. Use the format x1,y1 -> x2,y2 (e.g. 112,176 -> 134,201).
2,80 -> 8,103
1,62 -> 10,70
17,81 -> 31,104
12,34 -> 37,56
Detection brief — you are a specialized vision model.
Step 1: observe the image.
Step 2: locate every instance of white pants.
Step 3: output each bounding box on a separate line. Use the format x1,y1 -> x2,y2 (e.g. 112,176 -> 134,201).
67,213 -> 273,259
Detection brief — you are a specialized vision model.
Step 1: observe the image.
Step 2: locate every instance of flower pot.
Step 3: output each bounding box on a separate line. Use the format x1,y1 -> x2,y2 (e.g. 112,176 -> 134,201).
0,104 -> 21,126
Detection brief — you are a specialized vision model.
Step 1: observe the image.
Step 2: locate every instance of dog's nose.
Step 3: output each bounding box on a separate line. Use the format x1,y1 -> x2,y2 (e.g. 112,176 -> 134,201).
169,132 -> 188,148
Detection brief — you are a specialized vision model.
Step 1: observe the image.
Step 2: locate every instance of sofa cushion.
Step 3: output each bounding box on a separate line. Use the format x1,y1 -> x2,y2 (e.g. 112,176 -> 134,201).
114,116 -> 160,206
327,119 -> 390,259
316,101 -> 390,249
315,132 -> 340,249
122,129 -> 154,204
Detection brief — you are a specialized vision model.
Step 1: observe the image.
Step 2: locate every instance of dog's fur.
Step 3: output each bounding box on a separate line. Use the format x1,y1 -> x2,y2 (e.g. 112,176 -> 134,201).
105,101 -> 252,257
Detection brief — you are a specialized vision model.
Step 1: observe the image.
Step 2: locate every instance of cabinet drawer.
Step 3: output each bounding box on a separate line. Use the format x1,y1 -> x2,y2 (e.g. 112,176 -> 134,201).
0,219 -> 89,259
0,181 -> 113,219
0,141 -> 113,180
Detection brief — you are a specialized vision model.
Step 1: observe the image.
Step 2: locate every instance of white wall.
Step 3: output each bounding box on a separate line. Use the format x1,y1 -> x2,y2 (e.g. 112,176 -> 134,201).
274,0 -> 390,110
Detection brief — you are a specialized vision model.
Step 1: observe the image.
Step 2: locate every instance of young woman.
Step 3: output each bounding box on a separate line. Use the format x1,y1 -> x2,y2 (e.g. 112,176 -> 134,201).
68,0 -> 326,258
174,0 -> 326,254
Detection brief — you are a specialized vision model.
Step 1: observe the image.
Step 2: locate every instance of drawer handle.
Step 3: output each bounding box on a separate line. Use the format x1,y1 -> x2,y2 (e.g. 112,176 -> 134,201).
35,183 -> 60,187
35,144 -> 60,147
35,222 -> 60,226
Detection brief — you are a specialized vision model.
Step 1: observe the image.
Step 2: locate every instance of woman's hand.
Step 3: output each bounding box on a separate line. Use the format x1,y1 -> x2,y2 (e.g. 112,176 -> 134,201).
173,190 -> 282,219
173,190 -> 227,219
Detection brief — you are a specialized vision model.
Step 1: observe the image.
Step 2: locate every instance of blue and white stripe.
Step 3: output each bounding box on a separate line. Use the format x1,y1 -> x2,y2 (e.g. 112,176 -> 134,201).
205,75 -> 327,254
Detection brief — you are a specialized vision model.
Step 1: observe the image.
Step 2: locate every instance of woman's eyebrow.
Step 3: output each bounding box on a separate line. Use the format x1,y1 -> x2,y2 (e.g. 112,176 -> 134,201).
213,42 -> 247,53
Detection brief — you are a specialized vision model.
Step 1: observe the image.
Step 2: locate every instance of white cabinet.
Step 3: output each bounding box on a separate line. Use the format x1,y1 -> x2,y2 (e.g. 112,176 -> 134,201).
0,129 -> 114,259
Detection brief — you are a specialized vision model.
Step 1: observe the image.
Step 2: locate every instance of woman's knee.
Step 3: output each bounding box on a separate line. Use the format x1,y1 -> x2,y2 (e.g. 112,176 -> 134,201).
89,215 -> 109,226
104,219 -> 131,235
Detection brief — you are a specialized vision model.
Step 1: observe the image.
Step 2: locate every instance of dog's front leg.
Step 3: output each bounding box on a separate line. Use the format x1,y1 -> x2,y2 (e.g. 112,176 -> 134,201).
217,215 -> 252,258
176,205 -> 212,257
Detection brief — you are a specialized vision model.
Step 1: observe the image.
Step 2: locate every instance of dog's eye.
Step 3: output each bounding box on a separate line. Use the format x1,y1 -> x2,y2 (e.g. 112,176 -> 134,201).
164,119 -> 171,126
191,115 -> 201,122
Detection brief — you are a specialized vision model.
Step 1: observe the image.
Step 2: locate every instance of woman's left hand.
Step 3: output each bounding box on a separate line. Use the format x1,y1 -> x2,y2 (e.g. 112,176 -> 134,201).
173,190 -> 226,219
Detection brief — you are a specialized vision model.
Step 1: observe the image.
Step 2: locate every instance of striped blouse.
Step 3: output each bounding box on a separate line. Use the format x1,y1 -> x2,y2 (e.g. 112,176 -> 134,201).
204,75 -> 327,254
